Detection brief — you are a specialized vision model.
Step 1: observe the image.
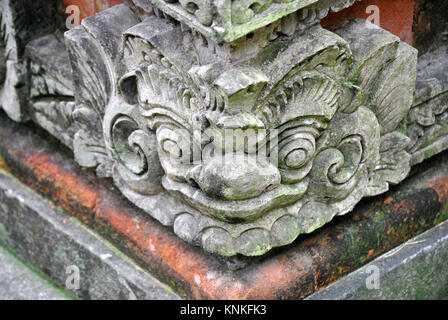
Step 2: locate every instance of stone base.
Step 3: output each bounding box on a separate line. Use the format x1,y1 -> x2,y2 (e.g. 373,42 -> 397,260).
0,245 -> 73,300
308,220 -> 448,299
0,110 -> 448,299
0,168 -> 178,300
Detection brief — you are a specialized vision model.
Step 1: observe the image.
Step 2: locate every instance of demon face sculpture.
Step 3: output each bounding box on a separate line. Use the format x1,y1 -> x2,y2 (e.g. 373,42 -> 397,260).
66,5 -> 417,256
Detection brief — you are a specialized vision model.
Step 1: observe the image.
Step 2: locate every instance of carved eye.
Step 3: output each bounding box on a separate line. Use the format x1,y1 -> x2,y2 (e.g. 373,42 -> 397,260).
276,126 -> 318,184
284,149 -> 308,168
278,131 -> 315,170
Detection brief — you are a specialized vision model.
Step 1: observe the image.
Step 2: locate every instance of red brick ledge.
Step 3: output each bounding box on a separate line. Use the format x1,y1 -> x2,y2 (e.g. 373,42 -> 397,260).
0,111 -> 447,299
62,0 -> 125,21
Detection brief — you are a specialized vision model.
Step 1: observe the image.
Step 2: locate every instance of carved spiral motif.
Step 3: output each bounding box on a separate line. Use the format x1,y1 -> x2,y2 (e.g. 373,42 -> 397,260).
112,116 -> 148,174
157,126 -> 191,161
311,134 -> 364,201
156,124 -> 199,183
277,126 -> 318,184
110,114 -> 164,195
327,135 -> 363,184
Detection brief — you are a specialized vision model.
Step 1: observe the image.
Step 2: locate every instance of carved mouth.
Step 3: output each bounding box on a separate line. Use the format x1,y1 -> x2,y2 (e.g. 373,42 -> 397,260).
162,176 -> 308,223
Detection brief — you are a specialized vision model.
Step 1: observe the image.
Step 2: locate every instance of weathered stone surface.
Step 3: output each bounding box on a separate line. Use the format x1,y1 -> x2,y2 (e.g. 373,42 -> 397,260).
1,0 -> 448,258
131,0 -> 317,42
0,169 -> 179,300
65,4 -> 140,177
84,13 -> 417,256
0,245 -> 73,300
1,110 -> 448,299
0,0 -> 59,121
26,33 -> 75,148
130,0 -> 365,43
407,43 -> 448,166
308,220 -> 448,300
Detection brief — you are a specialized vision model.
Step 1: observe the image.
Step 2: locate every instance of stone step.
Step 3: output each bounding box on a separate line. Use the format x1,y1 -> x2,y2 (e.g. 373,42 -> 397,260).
307,219 -> 448,300
0,244 -> 73,300
0,169 -> 179,300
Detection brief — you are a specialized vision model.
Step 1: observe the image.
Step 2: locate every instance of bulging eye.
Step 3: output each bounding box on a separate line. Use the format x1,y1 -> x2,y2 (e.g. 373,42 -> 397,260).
284,148 -> 308,168
278,130 -> 315,170
276,126 -> 318,184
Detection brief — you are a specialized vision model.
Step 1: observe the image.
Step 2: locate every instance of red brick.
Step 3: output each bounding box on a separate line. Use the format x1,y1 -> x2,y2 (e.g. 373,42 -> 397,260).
322,0 -> 415,45
62,0 -> 125,21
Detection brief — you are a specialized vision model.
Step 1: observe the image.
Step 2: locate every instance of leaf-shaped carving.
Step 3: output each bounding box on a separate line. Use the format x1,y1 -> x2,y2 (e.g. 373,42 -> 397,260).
367,131 -> 411,196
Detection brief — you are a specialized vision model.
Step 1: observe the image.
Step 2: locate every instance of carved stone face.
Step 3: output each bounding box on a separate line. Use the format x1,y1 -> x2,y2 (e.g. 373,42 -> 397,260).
150,73 -> 346,223
88,16 -> 417,256
113,33 -> 361,223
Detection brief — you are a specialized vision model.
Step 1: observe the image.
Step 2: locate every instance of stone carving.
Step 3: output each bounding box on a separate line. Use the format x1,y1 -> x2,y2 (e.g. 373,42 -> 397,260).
0,0 -> 58,122
26,34 -> 76,148
2,0 -> 447,257
130,0 -> 361,42
0,0 -> 27,122
61,2 -> 418,256
406,45 -> 448,166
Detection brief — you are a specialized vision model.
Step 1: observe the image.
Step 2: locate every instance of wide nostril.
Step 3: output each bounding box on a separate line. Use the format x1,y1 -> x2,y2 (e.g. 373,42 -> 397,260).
188,178 -> 200,189
193,153 -> 281,201
265,184 -> 277,192
186,165 -> 202,189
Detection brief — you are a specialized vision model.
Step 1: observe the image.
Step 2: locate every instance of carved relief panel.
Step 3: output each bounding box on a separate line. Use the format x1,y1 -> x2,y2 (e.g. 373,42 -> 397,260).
3,0 -> 445,257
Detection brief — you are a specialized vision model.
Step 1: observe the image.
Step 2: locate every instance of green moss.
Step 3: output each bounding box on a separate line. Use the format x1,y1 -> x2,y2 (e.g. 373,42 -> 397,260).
0,244 -> 77,300
434,207 -> 448,226
249,39 -> 291,67
102,239 -> 134,264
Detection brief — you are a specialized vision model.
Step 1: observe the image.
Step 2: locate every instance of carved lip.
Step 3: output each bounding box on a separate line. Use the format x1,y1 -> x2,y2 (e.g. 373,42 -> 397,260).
162,176 -> 308,223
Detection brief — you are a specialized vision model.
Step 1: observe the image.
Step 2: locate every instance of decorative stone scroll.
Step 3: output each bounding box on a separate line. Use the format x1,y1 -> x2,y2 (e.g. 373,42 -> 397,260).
1,0 -> 447,256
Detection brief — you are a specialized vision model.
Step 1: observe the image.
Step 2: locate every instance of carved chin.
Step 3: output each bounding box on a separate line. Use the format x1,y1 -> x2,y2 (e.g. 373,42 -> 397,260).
162,176 -> 308,223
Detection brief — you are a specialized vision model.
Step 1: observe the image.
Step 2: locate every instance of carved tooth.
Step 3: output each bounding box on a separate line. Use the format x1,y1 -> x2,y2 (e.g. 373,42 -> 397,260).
317,8 -> 330,19
298,8 -> 308,21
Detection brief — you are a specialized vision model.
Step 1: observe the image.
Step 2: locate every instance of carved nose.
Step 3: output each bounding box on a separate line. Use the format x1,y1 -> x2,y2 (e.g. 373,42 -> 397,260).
188,153 -> 281,201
